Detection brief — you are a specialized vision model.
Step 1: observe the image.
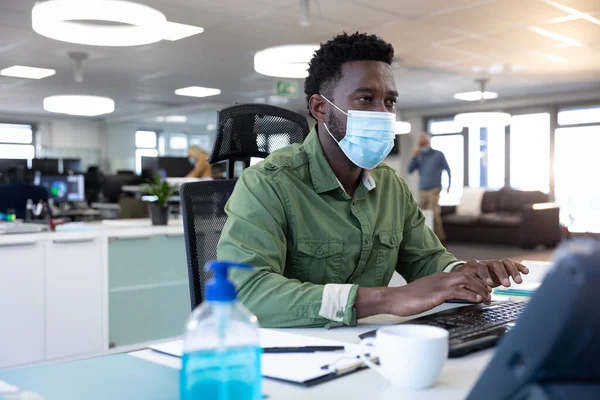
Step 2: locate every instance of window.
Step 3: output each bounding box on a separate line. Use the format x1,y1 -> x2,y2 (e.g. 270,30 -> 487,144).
135,130 -> 158,174
428,119 -> 463,135
135,130 -> 157,148
0,123 -> 35,159
510,113 -> 550,192
555,125 -> 600,233
169,134 -> 188,150
430,135 -> 464,206
189,135 -> 212,152
468,127 -> 505,189
558,106 -> 600,126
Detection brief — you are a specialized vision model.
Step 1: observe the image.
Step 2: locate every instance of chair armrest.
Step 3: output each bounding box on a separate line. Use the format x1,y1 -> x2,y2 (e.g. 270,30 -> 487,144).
519,203 -> 561,247
441,205 -> 457,216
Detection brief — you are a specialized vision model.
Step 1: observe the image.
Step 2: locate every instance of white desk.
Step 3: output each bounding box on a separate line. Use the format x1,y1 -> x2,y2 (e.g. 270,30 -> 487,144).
131,260 -> 553,399
132,305 -> 493,400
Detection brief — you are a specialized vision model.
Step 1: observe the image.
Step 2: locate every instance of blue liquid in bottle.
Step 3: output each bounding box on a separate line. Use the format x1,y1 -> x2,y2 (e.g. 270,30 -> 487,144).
181,346 -> 261,400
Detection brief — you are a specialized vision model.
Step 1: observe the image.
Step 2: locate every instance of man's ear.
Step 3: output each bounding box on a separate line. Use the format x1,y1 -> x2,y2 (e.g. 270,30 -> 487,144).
309,94 -> 326,123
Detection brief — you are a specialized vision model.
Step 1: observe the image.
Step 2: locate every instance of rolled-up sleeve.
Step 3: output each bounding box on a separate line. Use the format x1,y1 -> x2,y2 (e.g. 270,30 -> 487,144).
217,168 -> 358,328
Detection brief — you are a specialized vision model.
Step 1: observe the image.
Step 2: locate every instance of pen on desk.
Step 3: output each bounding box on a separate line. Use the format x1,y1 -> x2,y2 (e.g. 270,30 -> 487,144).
262,346 -> 345,354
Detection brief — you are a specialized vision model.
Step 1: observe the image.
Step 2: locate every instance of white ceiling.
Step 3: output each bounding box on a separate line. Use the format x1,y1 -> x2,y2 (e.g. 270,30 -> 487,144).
0,0 -> 599,120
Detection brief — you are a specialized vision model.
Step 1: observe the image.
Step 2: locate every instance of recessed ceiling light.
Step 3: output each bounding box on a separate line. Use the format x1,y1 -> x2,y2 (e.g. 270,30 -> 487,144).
454,91 -> 499,102
43,95 -> 115,116
254,45 -> 319,78
0,65 -> 56,79
395,121 -> 411,135
162,22 -> 204,41
175,86 -> 221,98
32,0 -> 166,47
529,26 -> 583,47
156,115 -> 188,123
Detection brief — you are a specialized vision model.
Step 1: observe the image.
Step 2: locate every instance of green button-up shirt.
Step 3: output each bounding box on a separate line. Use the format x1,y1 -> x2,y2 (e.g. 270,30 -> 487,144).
217,128 -> 461,328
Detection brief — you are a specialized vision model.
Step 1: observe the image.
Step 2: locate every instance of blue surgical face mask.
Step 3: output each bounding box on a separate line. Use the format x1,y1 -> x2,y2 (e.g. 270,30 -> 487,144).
321,95 -> 396,170
420,146 -> 430,153
189,157 -> 196,166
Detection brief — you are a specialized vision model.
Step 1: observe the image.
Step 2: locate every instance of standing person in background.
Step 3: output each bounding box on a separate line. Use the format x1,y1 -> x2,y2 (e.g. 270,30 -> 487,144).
186,146 -> 213,179
408,133 -> 450,244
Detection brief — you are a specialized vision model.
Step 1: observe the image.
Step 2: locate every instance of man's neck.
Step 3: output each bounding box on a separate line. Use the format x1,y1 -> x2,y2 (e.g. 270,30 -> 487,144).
317,126 -> 362,196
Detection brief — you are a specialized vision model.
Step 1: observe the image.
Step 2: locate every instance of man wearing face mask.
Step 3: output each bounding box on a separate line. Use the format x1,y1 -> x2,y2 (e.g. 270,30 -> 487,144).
408,133 -> 451,243
217,32 -> 528,328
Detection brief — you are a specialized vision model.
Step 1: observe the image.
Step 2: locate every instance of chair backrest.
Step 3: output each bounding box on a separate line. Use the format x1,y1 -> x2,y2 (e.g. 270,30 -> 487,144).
182,104 -> 309,309
208,103 -> 310,177
180,180 -> 237,309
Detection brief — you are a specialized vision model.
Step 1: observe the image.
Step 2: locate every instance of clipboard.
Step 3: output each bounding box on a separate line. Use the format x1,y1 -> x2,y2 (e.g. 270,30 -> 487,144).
149,329 -> 378,387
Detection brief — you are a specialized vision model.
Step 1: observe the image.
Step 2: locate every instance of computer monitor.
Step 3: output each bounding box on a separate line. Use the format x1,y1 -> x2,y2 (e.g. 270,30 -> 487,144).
157,157 -> 191,178
467,239 -> 600,400
0,159 -> 28,183
37,175 -> 85,202
62,158 -> 83,174
141,156 -> 159,172
103,174 -> 143,203
32,158 -> 59,175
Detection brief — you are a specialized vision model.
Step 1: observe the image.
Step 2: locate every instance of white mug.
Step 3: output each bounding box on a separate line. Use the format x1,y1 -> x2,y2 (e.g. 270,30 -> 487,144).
359,325 -> 449,390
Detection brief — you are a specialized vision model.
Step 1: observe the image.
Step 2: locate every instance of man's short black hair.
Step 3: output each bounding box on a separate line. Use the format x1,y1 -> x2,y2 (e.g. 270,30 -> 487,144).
304,32 -> 394,119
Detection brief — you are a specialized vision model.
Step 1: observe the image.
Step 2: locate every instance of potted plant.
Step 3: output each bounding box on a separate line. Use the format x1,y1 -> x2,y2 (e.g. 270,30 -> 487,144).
143,175 -> 176,226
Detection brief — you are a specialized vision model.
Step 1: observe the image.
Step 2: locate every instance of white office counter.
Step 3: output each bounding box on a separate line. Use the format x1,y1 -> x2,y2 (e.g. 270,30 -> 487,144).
0,219 -> 187,370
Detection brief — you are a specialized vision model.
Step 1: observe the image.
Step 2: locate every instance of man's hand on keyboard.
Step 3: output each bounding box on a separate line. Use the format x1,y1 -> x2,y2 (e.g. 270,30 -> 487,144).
454,259 -> 529,288
386,272 -> 493,317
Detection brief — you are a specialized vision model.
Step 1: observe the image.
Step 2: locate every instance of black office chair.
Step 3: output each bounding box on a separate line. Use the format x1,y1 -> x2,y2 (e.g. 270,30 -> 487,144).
208,103 -> 310,178
181,103 -> 310,309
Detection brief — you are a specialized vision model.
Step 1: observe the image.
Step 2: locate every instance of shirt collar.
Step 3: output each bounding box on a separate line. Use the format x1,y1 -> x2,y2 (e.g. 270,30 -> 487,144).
304,127 -> 377,194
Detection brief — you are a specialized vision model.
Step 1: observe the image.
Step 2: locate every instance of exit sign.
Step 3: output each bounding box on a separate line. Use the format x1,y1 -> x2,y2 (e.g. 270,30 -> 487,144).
275,80 -> 299,98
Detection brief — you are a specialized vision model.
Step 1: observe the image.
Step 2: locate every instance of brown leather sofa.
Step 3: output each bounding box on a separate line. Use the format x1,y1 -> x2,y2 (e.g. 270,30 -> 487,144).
441,187 -> 561,248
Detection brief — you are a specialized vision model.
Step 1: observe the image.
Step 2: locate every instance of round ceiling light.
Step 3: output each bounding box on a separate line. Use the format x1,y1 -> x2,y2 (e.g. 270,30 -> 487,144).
43,95 -> 115,116
254,45 -> 320,78
32,0 -> 167,47
454,112 -> 511,127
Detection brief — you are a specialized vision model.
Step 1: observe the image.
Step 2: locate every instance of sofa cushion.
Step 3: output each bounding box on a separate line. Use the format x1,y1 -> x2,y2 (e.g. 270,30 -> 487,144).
456,188 -> 486,216
443,214 -> 480,225
481,190 -> 499,213
479,212 -> 523,226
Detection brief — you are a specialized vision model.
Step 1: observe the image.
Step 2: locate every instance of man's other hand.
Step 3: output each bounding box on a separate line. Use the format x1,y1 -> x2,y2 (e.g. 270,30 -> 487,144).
385,271 -> 492,317
454,259 -> 529,288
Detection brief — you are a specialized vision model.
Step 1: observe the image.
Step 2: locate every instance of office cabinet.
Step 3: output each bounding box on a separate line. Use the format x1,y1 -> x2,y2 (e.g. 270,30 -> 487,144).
0,240 -> 45,368
45,237 -> 104,360
108,234 -> 190,348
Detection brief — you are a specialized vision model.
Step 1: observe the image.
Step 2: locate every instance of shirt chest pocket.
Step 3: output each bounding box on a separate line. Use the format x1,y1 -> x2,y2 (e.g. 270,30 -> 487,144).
375,230 -> 403,286
291,239 -> 344,284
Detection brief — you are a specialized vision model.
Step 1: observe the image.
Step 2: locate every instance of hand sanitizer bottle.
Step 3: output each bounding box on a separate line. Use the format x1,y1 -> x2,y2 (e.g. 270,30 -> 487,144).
180,261 -> 261,400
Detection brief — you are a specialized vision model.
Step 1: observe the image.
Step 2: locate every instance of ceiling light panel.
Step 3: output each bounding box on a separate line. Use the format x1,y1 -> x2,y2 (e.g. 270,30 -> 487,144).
32,0 -> 166,47
175,86 -> 222,98
0,65 -> 56,79
254,45 -> 319,78
43,95 -> 115,116
162,22 -> 204,41
529,26 -> 584,47
454,91 -> 499,101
